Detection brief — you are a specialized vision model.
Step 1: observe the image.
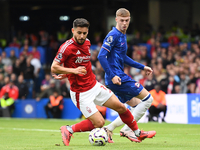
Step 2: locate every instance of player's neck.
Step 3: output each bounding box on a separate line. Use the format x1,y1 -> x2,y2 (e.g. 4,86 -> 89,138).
116,26 -> 126,34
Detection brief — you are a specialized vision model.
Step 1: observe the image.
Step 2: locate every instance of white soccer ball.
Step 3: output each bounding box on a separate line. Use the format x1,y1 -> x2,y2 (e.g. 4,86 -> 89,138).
89,128 -> 108,146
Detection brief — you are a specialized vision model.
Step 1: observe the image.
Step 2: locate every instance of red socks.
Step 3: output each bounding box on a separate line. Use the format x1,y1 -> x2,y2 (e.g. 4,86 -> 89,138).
72,119 -> 95,132
119,109 -> 138,131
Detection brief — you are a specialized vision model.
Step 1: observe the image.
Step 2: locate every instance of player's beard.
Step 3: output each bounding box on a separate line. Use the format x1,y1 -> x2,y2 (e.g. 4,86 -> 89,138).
74,36 -> 86,45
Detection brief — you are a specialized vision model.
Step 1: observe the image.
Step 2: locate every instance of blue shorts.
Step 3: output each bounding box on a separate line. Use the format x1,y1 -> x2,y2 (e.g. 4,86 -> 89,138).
107,80 -> 144,103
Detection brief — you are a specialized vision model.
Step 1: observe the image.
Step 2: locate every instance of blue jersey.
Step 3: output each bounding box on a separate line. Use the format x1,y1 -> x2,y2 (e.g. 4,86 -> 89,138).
98,27 -> 145,85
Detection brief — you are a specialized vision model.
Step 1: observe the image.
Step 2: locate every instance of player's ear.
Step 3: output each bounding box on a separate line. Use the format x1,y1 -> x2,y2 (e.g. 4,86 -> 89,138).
71,28 -> 74,34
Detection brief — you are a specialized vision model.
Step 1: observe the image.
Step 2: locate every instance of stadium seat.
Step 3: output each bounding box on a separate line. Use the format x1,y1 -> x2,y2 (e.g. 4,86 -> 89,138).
4,47 -> 20,58
138,43 -> 152,59
161,42 -> 169,48
20,46 -> 46,64
90,45 -> 98,50
0,48 -> 2,55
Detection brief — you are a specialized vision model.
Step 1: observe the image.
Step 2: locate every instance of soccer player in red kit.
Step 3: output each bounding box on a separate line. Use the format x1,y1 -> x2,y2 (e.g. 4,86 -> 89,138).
51,18 -> 153,146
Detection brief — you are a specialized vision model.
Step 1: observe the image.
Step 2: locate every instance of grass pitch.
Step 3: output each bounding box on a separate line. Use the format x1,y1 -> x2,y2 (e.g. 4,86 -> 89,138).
0,118 -> 199,150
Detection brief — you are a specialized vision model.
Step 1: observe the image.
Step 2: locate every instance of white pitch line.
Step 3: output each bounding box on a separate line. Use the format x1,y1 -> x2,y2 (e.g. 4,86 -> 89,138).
0,127 -> 120,135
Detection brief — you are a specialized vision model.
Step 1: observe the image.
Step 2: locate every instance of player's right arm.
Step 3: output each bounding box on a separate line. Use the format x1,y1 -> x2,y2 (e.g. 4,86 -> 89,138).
51,61 -> 86,75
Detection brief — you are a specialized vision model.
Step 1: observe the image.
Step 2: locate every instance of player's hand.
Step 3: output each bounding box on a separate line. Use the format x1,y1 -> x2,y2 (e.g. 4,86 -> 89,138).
52,74 -> 66,80
144,66 -> 153,76
74,66 -> 87,75
112,76 -> 121,85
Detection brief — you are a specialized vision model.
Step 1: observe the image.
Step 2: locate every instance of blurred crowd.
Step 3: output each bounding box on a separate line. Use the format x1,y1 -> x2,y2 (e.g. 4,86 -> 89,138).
0,21 -> 200,104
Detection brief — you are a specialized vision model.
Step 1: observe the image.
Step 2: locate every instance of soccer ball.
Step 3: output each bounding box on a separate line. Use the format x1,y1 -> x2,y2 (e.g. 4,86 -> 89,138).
89,128 -> 108,146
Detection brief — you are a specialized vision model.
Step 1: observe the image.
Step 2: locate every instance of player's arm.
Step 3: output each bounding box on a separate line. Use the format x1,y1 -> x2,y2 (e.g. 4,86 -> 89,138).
51,61 -> 86,75
98,47 -> 121,85
98,47 -> 115,79
124,55 -> 153,75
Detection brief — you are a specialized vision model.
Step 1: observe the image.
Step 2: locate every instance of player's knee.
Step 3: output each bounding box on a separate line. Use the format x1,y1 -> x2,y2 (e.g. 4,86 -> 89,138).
114,103 -> 127,114
93,119 -> 105,128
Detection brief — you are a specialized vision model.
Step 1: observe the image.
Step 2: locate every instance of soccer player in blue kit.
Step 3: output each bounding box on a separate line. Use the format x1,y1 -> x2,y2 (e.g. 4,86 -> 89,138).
98,8 -> 156,143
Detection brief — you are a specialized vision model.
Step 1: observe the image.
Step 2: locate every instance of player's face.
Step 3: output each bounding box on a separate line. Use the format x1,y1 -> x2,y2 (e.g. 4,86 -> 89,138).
72,27 -> 88,45
116,16 -> 130,34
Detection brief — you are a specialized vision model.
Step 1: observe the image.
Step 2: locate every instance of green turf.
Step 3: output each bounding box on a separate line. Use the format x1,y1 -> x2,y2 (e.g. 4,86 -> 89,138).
0,118 -> 199,150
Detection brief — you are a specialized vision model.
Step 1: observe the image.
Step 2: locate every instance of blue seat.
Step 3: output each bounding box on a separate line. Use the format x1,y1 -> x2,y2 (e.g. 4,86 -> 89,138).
161,42 -> 169,48
138,43 -> 152,59
90,45 -> 98,50
4,47 -> 20,58
20,46 -> 46,64
0,47 -> 2,55
179,42 -> 191,50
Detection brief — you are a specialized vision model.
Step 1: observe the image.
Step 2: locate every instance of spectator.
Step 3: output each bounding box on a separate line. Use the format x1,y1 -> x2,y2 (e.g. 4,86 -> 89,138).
0,92 -> 15,117
16,75 -> 28,100
12,59 -> 22,77
149,84 -> 167,122
0,79 -> 19,100
168,32 -> 180,46
60,78 -> 70,98
40,73 -> 52,92
29,54 -> 41,78
167,75 -> 179,94
36,79 -> 60,101
57,25 -> 70,45
21,57 -> 35,98
0,73 -> 4,90
10,73 -> 18,85
0,56 -> 5,74
9,37 -> 21,49
1,51 -> 12,67
179,73 -> 190,93
9,49 -> 17,65
44,90 -> 63,118
30,46 -> 40,60
19,45 -> 29,58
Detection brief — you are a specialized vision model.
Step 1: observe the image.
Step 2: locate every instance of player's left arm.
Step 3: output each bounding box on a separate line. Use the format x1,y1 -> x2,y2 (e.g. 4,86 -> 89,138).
124,55 -> 153,75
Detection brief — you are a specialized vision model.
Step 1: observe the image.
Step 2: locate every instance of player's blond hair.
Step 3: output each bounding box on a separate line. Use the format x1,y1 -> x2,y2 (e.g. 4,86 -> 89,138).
116,8 -> 130,17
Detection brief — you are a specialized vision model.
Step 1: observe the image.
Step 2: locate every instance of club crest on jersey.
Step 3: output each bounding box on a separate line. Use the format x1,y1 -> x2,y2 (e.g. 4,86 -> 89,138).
86,106 -> 92,113
135,82 -> 140,88
107,36 -> 113,43
57,53 -> 62,59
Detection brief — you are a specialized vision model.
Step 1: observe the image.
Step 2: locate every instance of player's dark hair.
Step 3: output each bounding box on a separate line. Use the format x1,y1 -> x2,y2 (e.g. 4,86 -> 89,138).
73,18 -> 90,28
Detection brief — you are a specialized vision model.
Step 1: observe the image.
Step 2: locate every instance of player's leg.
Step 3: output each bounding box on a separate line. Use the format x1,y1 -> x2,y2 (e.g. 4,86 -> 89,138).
122,88 -> 153,130
60,86 -> 105,146
60,111 -> 104,146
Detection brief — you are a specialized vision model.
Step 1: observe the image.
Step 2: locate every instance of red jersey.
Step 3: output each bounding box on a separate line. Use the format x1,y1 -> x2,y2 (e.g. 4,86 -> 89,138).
0,84 -> 19,100
54,38 -> 96,92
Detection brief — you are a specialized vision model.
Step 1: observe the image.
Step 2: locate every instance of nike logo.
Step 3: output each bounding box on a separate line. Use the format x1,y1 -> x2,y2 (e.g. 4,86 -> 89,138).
121,42 -> 125,46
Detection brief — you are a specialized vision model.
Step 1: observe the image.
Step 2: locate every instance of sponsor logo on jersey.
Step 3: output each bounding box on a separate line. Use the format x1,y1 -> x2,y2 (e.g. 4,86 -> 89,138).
86,106 -> 92,113
135,82 -> 140,88
107,36 -> 113,43
75,56 -> 91,63
105,42 -> 110,46
57,53 -> 62,59
76,50 -> 81,55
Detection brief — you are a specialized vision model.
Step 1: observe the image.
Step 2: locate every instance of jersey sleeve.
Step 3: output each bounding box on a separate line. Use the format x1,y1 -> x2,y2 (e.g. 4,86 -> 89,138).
124,55 -> 145,70
98,34 -> 117,79
54,45 -> 68,64
101,34 -> 116,52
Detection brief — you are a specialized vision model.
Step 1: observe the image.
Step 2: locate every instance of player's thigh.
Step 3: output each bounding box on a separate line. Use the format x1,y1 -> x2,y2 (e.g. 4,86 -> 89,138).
70,89 -> 98,118
107,81 -> 144,103
126,97 -> 141,107
87,111 -> 105,128
135,88 -> 150,100
103,94 -> 126,114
